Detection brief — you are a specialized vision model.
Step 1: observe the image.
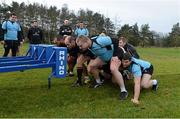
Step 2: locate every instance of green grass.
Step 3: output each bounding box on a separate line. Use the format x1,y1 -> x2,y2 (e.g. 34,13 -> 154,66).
0,44 -> 180,118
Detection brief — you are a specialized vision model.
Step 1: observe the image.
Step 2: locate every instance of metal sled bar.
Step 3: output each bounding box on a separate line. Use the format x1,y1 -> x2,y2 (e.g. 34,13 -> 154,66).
37,48 -> 46,60
0,60 -> 44,67
0,56 -> 32,62
0,63 -> 55,73
47,50 -> 55,64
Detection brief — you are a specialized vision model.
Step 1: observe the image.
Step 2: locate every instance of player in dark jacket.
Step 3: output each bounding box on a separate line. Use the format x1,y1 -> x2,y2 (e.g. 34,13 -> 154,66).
57,19 -> 73,47
59,19 -> 72,37
118,36 -> 140,58
27,20 -> 43,44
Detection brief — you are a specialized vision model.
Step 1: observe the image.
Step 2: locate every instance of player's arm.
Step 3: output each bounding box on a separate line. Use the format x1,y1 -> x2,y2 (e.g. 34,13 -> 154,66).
131,76 -> 141,105
131,65 -> 142,105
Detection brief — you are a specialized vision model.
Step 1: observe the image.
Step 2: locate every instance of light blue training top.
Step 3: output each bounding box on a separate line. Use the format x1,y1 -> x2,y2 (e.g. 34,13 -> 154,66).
128,57 -> 151,77
90,35 -> 114,62
75,28 -> 89,37
2,20 -> 21,40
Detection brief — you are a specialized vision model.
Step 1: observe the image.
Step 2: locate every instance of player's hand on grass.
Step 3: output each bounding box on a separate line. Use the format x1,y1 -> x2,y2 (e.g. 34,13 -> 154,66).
131,98 -> 140,105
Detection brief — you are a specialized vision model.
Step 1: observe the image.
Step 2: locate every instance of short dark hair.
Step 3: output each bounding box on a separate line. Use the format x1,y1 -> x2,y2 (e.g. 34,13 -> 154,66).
31,20 -> 37,23
122,52 -> 132,61
10,12 -> 16,16
101,28 -> 106,34
119,36 -> 127,43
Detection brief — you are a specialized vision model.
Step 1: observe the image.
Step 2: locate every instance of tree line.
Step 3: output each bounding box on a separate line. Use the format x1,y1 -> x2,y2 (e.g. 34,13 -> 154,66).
0,1 -> 179,47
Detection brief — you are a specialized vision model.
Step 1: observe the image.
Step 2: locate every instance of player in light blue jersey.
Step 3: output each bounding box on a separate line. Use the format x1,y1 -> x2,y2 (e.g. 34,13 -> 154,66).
122,52 -> 158,105
76,35 -> 129,100
1,13 -> 22,57
76,35 -> 114,88
74,22 -> 89,37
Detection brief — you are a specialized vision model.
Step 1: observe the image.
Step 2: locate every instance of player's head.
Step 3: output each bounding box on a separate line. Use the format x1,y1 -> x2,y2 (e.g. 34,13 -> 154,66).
118,36 -> 127,47
76,35 -> 90,51
122,52 -> 132,68
64,36 -> 76,49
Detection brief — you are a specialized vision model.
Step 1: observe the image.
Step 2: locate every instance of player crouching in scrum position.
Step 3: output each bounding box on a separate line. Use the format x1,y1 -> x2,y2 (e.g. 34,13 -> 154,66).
76,35 -> 113,88
122,52 -> 158,105
76,35 -> 128,100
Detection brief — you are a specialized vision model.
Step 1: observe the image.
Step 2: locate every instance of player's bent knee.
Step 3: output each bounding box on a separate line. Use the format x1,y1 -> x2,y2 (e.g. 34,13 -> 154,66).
141,83 -> 149,89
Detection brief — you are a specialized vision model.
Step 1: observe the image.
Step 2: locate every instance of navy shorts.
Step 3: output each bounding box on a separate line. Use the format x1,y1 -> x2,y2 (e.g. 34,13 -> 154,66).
143,65 -> 153,75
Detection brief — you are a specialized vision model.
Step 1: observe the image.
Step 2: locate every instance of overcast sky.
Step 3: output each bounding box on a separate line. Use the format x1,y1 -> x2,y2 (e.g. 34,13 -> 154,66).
1,0 -> 180,33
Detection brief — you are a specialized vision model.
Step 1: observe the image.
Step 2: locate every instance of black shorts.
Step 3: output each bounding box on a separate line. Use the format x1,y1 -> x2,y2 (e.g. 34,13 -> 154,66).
142,65 -> 153,75
4,40 -> 19,49
98,61 -> 111,74
80,49 -> 96,59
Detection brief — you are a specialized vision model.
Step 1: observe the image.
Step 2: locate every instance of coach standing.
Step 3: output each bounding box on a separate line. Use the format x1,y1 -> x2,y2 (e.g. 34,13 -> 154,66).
27,20 -> 43,44
1,13 -> 22,57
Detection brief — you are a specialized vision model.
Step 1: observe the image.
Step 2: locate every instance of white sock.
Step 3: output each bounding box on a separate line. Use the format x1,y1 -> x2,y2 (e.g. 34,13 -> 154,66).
96,79 -> 101,83
152,80 -> 157,85
120,87 -> 127,92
